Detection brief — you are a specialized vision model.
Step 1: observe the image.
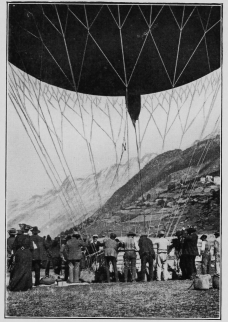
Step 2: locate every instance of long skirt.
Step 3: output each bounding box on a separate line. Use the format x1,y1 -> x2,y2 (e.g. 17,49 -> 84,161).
8,249 -> 33,292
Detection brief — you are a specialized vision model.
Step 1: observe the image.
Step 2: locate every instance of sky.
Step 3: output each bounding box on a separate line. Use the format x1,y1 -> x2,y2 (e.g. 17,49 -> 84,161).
7,65 -> 221,202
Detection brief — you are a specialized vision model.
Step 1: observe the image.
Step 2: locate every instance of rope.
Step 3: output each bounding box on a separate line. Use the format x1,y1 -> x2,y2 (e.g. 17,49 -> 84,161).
133,124 -> 144,201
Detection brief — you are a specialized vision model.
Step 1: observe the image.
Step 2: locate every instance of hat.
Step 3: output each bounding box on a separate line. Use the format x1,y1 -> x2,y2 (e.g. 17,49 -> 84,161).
8,228 -> 17,235
158,230 -> 165,235
186,227 -> 196,233
127,231 -> 136,236
93,234 -> 98,238
72,231 -> 80,236
110,232 -> 117,239
175,230 -> 182,237
31,226 -> 40,233
200,234 -> 207,240
19,223 -> 32,231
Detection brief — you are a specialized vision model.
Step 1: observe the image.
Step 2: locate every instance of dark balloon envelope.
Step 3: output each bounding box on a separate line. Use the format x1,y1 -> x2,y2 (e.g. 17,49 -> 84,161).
8,4 -> 221,122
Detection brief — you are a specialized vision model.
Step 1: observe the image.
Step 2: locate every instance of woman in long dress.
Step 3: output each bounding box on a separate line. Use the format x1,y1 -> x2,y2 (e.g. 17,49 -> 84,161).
8,226 -> 33,292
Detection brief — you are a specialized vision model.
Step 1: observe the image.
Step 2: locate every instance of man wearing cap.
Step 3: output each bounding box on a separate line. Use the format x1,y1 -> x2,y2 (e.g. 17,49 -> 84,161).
87,234 -> 104,266
123,231 -> 138,282
200,234 -> 211,275
65,231 -> 89,283
182,227 -> 199,279
154,230 -> 170,281
7,228 -> 17,271
138,233 -> 155,282
30,226 -> 45,286
214,232 -> 220,274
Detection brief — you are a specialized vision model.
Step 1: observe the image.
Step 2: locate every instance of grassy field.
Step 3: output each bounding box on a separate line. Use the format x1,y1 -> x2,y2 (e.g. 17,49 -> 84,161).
6,280 -> 220,318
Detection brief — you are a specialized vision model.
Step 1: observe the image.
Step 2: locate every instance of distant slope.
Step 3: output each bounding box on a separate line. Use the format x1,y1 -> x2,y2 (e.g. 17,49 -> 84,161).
7,153 -> 156,237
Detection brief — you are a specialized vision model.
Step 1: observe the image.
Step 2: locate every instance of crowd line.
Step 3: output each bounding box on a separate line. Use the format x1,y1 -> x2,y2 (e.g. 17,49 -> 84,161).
6,224 -> 220,291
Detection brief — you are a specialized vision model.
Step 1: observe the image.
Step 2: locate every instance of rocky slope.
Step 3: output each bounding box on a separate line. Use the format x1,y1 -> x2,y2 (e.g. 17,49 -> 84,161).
74,135 -> 220,237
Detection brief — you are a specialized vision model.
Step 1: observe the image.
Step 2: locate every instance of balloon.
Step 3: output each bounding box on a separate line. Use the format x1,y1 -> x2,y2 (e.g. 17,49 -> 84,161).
8,4 -> 221,122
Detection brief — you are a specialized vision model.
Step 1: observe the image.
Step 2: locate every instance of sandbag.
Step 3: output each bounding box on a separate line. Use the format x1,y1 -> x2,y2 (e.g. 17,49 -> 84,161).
80,268 -> 95,283
213,274 -> 220,289
194,274 -> 212,290
40,276 -> 56,285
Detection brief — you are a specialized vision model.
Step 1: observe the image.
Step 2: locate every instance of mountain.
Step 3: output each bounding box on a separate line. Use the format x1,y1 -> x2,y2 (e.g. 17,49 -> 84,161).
7,153 -> 156,237
80,135 -> 220,237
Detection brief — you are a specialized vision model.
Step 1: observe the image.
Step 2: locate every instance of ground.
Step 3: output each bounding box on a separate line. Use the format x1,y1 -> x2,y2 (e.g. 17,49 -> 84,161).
6,280 -> 219,318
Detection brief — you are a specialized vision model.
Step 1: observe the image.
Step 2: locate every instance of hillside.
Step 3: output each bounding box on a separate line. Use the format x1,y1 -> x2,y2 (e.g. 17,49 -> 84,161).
72,135 -> 220,237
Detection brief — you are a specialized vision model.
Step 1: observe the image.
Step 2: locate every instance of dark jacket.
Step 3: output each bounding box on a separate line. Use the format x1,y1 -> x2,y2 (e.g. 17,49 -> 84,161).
138,236 -> 155,258
44,239 -> 53,258
30,234 -> 46,260
87,241 -> 104,254
51,240 -> 61,258
12,234 -> 33,253
7,236 -> 15,256
182,232 -> 199,256
65,237 -> 88,260
168,238 -> 182,254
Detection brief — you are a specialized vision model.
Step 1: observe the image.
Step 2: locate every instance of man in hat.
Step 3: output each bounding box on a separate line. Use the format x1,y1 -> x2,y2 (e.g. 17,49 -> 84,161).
7,228 -> 17,271
214,231 -> 220,274
65,231 -> 89,283
154,230 -> 170,281
181,227 -> 199,279
123,231 -> 138,282
200,234 -> 211,275
30,226 -> 45,286
87,234 -> 104,266
138,233 -> 155,282
168,230 -> 185,277
103,232 -> 120,283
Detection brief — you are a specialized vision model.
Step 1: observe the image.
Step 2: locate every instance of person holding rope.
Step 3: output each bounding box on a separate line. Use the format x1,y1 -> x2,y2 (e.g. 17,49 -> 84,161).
138,233 -> 155,282
154,230 -> 170,281
168,230 -> 186,278
123,231 -> 138,283
181,227 -> 199,280
87,234 -> 104,268
30,226 -> 45,286
103,232 -> 120,283
200,234 -> 211,275
60,235 -> 71,281
65,231 -> 89,283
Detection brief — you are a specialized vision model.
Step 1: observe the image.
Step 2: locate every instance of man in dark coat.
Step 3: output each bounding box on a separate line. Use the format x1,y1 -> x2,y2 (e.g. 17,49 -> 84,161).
87,234 -> 104,267
138,233 -> 155,282
7,228 -> 17,271
30,226 -> 45,286
182,227 -> 199,279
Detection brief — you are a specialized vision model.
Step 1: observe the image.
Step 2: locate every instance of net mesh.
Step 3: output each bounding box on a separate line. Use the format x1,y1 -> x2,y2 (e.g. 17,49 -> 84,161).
8,62 -> 220,234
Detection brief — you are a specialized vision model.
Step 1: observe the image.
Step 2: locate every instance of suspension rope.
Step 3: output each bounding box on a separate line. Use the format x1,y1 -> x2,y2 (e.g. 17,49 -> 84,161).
9,93 -> 77,226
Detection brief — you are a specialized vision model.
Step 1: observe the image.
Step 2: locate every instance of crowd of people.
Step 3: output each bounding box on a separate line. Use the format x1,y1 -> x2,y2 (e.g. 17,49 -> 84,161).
6,224 -> 220,292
